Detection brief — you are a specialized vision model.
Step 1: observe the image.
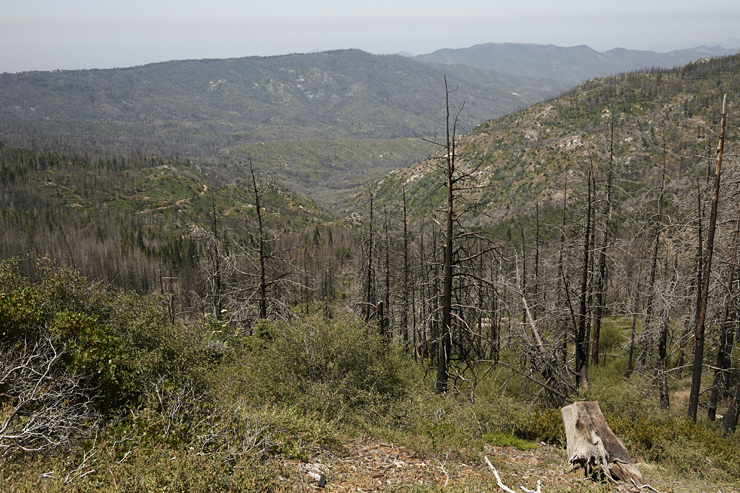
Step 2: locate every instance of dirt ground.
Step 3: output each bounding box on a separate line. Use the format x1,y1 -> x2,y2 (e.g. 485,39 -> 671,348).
269,437 -> 740,493
272,437 -> 611,492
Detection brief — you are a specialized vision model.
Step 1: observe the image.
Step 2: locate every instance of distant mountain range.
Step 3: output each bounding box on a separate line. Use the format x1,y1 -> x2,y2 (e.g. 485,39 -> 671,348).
0,49 -> 564,154
1,43 -> 735,207
414,43 -> 739,85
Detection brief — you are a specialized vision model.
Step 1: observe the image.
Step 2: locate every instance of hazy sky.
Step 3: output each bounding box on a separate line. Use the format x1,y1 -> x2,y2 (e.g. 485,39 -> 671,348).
2,0 -> 739,73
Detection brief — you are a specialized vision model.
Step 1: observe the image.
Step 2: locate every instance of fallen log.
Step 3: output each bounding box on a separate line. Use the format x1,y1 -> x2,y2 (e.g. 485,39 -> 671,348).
561,401 -> 644,486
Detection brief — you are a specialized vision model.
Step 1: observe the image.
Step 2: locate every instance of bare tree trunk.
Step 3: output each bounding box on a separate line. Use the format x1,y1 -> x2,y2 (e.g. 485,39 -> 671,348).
654,144 -> 669,410
534,203 -> 540,322
713,200 -> 740,420
249,158 -> 267,319
211,190 -> 223,320
490,251 -> 500,362
419,228 -> 427,362
586,171 -> 596,368
557,171 -> 569,366
430,229 -> 439,367
364,190 -> 375,323
627,309 -> 638,375
383,209 -> 391,338
592,118 -> 614,366
437,78 -> 456,394
688,95 -> 727,422
477,239 -> 484,358
521,227 -> 527,327
402,186 -> 410,351
679,177 -> 705,378
576,162 -> 593,390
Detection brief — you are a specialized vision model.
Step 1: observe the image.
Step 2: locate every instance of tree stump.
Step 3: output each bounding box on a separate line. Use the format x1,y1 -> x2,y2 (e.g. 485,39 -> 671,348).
561,401 -> 644,486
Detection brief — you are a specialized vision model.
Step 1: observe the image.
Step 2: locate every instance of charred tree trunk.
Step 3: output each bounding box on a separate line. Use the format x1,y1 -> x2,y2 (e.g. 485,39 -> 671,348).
436,79 -> 457,395
576,162 -> 593,390
557,171 -> 570,366
249,158 -> 267,319
363,190 -> 375,323
678,177 -> 705,378
655,144 -> 669,410
592,118 -> 614,366
715,202 -> 740,422
688,95 -> 727,422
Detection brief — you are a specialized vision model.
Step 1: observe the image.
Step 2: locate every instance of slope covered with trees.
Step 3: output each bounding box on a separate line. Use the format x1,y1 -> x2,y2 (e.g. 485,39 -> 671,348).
0,49 -> 567,206
2,53 -> 740,491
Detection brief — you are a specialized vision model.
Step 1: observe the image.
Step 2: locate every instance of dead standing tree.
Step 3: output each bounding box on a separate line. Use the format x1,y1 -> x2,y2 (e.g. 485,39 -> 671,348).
591,115 -> 615,366
417,77 -> 493,394
426,77 -> 464,394
576,160 -> 594,390
688,94 -> 728,422
197,158 -> 297,325
249,157 -> 268,319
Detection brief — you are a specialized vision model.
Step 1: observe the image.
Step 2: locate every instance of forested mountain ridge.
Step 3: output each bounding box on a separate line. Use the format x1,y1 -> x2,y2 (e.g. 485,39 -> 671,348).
0,49 -> 569,205
415,42 -> 739,85
364,53 -> 739,226
0,49 -> 564,153
3,45 -> 731,207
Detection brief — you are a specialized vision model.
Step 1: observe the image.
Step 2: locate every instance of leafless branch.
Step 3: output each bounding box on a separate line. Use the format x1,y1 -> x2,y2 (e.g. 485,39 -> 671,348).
0,336 -> 99,457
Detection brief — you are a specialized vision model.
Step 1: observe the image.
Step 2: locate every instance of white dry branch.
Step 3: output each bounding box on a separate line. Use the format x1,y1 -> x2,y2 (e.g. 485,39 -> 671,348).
485,456 -> 541,493
64,431 -> 99,485
189,403 -> 272,464
434,453 -> 451,488
0,336 -> 99,457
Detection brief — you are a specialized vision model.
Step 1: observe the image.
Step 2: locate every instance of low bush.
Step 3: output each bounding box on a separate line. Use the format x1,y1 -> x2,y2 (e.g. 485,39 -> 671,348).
210,314 -> 414,422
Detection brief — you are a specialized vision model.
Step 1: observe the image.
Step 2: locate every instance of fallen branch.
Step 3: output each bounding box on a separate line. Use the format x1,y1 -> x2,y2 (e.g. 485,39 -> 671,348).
435,453 -> 450,488
484,456 -> 541,493
632,478 -> 662,493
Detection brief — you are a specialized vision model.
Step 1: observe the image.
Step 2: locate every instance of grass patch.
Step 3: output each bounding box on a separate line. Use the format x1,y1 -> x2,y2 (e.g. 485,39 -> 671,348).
483,431 -> 538,450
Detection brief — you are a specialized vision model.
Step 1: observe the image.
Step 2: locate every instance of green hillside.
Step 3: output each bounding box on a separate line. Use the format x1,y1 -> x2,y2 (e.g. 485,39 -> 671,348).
223,138 -> 435,203
0,49 -> 571,206
0,49 -> 565,152
367,54 -> 739,224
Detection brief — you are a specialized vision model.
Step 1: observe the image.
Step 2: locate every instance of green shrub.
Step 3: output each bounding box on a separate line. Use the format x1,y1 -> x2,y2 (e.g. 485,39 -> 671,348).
215,314 -> 412,422
513,408 -> 566,448
484,430 -> 538,450
0,257 -> 210,441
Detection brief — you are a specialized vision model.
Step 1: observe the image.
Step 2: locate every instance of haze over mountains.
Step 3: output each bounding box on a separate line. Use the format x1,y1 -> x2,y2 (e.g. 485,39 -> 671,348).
414,43 -> 740,85
0,42 -> 736,206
